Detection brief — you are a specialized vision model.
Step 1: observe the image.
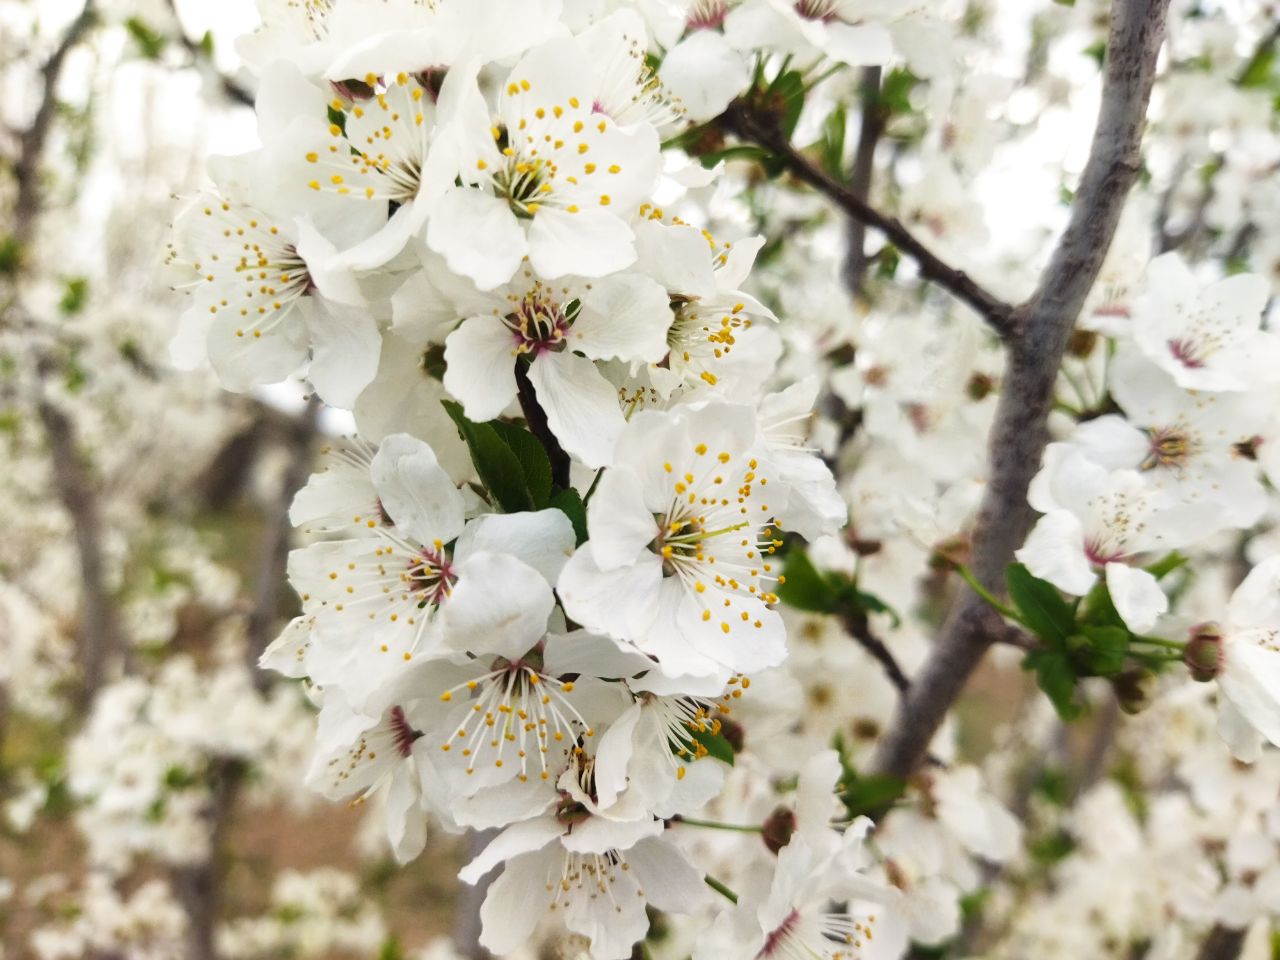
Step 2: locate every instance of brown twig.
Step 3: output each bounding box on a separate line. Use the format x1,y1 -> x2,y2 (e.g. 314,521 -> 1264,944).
869,0 -> 1171,782
841,608 -> 910,694
163,0 -> 255,107
515,361 -> 571,490
718,100 -> 1016,339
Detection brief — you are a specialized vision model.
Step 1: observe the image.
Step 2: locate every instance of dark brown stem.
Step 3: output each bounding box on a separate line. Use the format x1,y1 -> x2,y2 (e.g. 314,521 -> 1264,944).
515,361 -> 571,490
841,609 -> 910,694
842,66 -> 886,295
1195,925 -> 1246,960
871,0 -> 1171,782
719,100 -> 1015,339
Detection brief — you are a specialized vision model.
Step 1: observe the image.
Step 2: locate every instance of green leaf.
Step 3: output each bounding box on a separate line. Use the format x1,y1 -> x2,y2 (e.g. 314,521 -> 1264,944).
879,67 -> 920,116
776,549 -> 839,614
1024,648 -> 1081,720
490,420 -> 553,508
1079,624 -> 1129,676
821,103 -> 847,177
549,487 -> 588,545
59,276 -> 89,315
1238,46 -> 1275,89
124,17 -> 166,59
442,401 -> 534,513
1006,563 -> 1075,646
769,70 -> 807,140
697,144 -> 774,169
1080,580 -> 1124,628
377,938 -> 404,960
1145,551 -> 1188,580
839,773 -> 906,819
689,726 -> 735,766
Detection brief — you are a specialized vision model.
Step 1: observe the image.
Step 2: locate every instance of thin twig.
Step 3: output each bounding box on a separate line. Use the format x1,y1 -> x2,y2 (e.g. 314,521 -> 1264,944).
841,609 -> 910,694
870,0 -> 1172,782
718,99 -> 1016,339
163,0 -> 255,107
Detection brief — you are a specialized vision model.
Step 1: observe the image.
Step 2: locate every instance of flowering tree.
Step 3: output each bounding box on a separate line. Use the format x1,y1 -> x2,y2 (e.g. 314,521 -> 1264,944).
8,0 -> 1280,958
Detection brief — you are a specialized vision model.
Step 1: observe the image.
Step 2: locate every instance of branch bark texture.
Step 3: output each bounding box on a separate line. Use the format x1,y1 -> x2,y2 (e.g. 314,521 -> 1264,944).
870,0 -> 1171,780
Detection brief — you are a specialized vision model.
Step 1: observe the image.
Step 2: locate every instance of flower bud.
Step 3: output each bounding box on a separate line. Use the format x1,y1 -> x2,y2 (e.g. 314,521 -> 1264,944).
1184,623 -> 1224,682
761,806 -> 796,855
1112,667 -> 1155,715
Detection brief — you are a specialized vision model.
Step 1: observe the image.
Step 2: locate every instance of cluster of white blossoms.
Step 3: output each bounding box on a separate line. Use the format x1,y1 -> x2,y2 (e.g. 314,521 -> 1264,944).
160,2 -> 931,957
139,0 -> 1280,956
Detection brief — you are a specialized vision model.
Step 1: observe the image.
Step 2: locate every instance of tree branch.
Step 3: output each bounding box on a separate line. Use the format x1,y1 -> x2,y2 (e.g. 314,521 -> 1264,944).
163,0 -> 255,108
841,608 -> 910,694
1195,925 -> 1246,960
36,376 -> 123,708
842,66 -> 886,295
870,0 -> 1171,782
718,99 -> 1016,339
12,1 -> 97,246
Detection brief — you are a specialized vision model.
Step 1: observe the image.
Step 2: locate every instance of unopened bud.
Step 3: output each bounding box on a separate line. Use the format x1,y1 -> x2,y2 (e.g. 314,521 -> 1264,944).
718,716 -> 745,754
1112,667 -> 1155,714
761,806 -> 796,855
1184,623 -> 1224,682
965,372 -> 996,402
1067,328 -> 1100,358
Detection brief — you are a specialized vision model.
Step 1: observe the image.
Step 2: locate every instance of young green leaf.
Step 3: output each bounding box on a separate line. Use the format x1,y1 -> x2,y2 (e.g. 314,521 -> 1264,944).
1006,563 -> 1075,646
442,401 -> 535,513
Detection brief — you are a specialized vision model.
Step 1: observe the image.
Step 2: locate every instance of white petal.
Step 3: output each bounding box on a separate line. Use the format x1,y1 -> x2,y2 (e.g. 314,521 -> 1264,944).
584,467 -> 658,571
442,551 -> 555,660
386,763 -> 428,864
660,31 -> 751,123
459,817 -> 564,885
371,433 -> 466,545
305,302 -> 382,409
1105,563 -> 1168,634
572,274 -> 673,364
426,188 -> 528,290
443,315 -> 520,423
1014,511 -> 1097,596
477,851 -> 557,955
455,509 -> 576,584
528,207 -> 636,280
529,351 -> 627,469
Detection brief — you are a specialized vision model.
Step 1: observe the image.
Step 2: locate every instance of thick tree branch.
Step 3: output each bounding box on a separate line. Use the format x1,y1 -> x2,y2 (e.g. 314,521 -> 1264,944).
870,0 -> 1171,782
842,66 -> 886,295
36,371 -> 123,708
718,100 -> 1016,338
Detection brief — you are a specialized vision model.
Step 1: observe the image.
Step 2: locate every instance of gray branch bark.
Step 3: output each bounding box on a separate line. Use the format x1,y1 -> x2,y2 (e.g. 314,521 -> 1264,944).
870,0 -> 1171,781
842,66 -> 885,295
